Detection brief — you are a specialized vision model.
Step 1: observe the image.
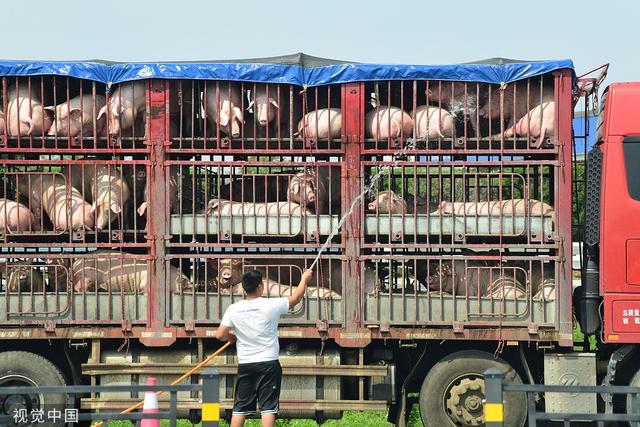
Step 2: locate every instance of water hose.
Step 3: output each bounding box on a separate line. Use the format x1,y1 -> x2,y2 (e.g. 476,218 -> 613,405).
89,341 -> 233,427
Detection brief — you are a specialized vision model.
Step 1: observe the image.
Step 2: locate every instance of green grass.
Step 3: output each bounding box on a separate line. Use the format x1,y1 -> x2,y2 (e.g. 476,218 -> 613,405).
93,407 -> 423,427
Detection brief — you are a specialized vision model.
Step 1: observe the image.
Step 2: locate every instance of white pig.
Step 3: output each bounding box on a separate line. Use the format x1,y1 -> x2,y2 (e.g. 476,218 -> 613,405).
0,199 -> 35,233
503,101 -> 555,148
204,82 -> 244,138
367,190 -> 408,214
5,84 -> 52,136
17,174 -> 94,231
411,105 -> 454,139
365,106 -> 413,139
46,94 -> 106,137
431,199 -> 554,216
97,81 -> 146,140
205,200 -> 311,216
64,164 -> 131,230
295,108 -> 342,141
248,85 -> 279,127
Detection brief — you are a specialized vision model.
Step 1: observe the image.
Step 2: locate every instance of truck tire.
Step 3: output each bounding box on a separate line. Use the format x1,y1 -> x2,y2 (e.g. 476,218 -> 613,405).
0,351 -> 68,427
419,350 -> 526,427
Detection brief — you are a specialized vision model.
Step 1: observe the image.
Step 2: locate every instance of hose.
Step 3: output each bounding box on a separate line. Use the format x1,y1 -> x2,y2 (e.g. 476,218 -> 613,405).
89,341 -> 233,427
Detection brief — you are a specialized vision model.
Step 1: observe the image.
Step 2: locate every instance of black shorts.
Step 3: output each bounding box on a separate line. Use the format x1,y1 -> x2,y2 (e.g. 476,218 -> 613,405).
232,359 -> 282,416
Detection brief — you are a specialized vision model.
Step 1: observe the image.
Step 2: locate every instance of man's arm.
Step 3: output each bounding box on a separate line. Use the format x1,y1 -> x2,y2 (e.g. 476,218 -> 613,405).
215,325 -> 236,343
288,269 -> 313,308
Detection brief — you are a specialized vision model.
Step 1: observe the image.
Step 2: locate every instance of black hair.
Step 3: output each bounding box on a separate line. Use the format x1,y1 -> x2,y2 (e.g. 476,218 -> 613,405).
242,270 -> 263,295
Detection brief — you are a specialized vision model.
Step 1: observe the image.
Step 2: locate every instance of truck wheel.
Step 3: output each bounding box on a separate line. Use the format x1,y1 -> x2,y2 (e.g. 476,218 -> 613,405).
0,351 -> 68,427
419,350 -> 526,427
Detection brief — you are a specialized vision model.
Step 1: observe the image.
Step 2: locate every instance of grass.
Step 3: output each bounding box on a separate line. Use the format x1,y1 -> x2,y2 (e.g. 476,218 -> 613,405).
93,407 -> 424,427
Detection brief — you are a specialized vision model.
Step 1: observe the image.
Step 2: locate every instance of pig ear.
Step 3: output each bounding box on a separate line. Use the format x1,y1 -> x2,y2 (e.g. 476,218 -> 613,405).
246,100 -> 254,111
44,106 -> 56,112
291,181 -> 299,194
137,202 -> 147,216
270,99 -> 279,108
97,105 -> 107,121
90,202 -> 97,214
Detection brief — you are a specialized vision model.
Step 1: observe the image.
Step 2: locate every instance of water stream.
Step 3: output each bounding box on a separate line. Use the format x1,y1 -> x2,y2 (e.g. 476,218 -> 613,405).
310,138 -> 417,270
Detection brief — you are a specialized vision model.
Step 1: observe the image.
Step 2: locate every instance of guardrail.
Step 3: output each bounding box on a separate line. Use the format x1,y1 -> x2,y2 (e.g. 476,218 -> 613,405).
0,368 -> 220,427
484,368 -> 640,426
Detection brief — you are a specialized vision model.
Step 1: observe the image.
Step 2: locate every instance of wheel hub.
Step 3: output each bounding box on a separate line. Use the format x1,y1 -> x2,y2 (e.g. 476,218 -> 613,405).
445,376 -> 486,426
0,374 -> 41,422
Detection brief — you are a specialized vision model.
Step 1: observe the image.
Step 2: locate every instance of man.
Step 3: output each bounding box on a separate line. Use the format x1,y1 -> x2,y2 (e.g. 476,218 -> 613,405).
215,268 -> 314,427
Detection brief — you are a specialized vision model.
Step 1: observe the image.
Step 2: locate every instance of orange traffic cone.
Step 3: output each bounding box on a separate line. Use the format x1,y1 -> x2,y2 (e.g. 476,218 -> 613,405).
141,377 -> 160,427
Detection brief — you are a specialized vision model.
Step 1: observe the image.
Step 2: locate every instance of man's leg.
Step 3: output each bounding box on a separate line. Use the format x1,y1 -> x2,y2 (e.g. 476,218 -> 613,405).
260,413 -> 276,427
230,414 -> 246,427
256,360 -> 283,427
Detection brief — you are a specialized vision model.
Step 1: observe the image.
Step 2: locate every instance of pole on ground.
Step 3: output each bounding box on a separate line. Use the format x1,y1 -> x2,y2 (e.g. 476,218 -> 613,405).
201,368 -> 220,427
484,368 -> 504,427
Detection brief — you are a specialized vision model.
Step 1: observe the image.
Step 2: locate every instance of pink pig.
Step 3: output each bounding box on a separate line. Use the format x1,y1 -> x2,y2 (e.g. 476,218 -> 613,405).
46,94 -> 106,137
204,82 -> 244,138
365,106 -> 413,139
0,199 -> 35,233
503,101 -> 555,148
97,81 -> 146,141
411,105 -> 454,139
295,108 -> 342,141
248,85 -> 279,127
5,84 -> 52,136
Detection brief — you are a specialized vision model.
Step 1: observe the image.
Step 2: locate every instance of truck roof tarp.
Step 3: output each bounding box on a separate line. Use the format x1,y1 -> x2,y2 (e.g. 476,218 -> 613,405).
0,53 -> 575,87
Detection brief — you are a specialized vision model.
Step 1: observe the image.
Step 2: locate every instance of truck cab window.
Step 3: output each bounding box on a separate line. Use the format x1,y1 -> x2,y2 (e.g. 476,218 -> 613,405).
623,137 -> 640,200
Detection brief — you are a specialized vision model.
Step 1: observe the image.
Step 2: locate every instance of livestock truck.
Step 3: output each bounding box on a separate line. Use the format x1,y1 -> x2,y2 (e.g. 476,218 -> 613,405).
0,54 -> 626,427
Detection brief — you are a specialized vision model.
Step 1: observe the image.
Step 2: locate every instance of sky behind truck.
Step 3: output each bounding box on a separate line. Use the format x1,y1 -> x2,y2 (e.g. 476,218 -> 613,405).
2,0 -> 635,85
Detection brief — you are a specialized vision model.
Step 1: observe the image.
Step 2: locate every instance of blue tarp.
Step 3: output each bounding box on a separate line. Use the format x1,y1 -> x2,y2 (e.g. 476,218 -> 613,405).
0,53 -> 575,88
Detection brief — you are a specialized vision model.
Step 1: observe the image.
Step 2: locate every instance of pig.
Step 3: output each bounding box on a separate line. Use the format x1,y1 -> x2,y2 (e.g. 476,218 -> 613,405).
365,106 -> 413,140
97,81 -> 146,142
0,111 -> 5,136
502,101 -> 555,148
46,94 -> 107,137
476,79 -> 555,137
286,167 -> 341,215
367,191 -> 431,215
204,199 -> 311,216
367,190 -> 408,214
204,82 -> 244,138
534,279 -> 555,300
6,261 -> 45,293
247,84 -> 281,128
5,84 -> 53,136
17,174 -> 94,231
0,199 -> 36,233
207,257 -> 343,293
220,279 -> 341,300
71,252 -> 191,293
487,277 -> 526,299
431,199 -> 554,216
64,164 -> 131,230
295,108 -> 342,142
426,83 -> 477,114
411,105 -> 454,139
414,260 -> 495,296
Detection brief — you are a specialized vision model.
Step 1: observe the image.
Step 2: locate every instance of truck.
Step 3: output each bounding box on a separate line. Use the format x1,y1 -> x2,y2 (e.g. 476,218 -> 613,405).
0,54 -> 626,427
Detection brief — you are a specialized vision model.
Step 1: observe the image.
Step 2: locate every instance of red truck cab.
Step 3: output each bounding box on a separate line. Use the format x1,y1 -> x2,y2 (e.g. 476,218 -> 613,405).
597,83 -> 640,342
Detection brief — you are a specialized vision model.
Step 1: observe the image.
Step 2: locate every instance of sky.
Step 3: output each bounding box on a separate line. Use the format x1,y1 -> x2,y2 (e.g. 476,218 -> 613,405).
3,0 -> 635,85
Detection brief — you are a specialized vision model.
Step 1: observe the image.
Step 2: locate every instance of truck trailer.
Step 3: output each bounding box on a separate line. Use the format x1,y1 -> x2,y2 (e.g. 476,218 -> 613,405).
0,54 -> 627,426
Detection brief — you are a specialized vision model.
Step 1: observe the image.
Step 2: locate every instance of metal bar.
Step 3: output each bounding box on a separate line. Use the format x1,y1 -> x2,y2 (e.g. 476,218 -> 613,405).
483,368 -> 504,427
170,391 -> 178,427
201,368 -> 220,427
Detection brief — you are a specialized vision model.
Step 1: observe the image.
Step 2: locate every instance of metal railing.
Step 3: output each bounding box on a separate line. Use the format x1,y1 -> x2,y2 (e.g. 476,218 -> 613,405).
484,367 -> 640,426
0,368 -> 220,427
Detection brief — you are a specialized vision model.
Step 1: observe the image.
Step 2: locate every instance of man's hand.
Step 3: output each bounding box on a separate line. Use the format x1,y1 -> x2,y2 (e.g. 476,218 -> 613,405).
301,269 -> 313,285
288,269 -> 313,308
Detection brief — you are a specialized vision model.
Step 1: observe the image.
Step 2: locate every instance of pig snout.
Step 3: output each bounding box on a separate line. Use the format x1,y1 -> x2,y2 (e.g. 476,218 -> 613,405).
368,201 -> 377,211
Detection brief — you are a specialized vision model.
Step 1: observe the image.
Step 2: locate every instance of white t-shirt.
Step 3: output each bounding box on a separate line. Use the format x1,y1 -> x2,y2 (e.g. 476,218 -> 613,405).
220,297 -> 289,364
